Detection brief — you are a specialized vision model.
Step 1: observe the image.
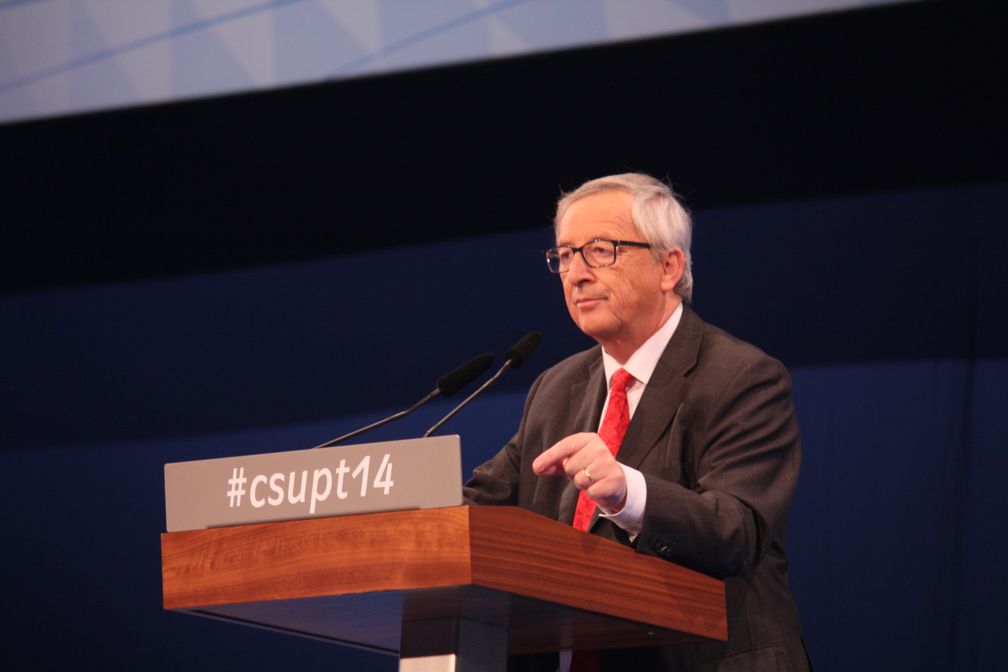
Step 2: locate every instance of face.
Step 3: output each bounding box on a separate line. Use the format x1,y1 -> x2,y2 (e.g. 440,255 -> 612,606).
555,190 -> 682,362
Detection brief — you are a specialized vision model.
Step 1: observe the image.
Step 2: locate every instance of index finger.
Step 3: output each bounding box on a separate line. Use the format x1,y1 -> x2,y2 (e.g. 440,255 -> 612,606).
532,433 -> 593,476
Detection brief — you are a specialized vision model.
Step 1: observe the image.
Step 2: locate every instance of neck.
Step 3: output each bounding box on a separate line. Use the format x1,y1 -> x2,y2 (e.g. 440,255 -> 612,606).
602,296 -> 682,363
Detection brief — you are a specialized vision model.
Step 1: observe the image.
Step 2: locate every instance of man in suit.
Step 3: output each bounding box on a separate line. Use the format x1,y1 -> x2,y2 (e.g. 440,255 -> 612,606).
464,173 -> 811,671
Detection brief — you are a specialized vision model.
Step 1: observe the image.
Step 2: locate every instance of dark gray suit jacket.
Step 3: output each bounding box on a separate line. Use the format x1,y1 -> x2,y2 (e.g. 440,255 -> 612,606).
464,306 -> 810,671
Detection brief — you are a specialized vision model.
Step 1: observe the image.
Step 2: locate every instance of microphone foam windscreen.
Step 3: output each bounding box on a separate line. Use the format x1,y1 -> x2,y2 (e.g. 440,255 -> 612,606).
504,331 -> 542,368
437,352 -> 494,396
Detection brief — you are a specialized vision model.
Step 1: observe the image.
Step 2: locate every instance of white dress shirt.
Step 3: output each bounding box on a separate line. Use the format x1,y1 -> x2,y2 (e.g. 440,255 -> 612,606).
597,302 -> 684,534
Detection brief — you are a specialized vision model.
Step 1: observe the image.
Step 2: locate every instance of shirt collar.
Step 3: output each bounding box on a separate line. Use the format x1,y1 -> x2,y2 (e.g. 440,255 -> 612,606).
601,302 -> 683,389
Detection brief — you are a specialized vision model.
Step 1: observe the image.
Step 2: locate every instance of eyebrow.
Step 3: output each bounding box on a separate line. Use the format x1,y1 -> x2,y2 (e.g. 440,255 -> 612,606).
555,233 -> 618,247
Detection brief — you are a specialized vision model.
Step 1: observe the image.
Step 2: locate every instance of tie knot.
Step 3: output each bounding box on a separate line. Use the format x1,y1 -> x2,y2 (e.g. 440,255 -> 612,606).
611,368 -> 635,393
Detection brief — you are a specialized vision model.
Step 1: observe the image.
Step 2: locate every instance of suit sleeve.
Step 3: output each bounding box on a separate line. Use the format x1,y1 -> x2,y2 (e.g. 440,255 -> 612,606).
462,369 -> 547,506
635,354 -> 800,579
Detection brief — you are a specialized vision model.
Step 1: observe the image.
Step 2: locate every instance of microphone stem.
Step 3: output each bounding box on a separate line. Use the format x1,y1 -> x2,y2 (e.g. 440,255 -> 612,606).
312,389 -> 440,449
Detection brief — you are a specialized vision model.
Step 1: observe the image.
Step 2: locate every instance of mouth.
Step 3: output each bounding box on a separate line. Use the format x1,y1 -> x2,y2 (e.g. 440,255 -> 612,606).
574,295 -> 605,309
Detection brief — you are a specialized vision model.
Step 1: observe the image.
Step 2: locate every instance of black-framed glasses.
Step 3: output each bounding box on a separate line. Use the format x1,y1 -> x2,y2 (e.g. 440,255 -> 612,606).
543,239 -> 652,274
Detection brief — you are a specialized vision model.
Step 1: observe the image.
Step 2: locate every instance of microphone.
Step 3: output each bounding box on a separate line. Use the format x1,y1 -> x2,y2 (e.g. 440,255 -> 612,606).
312,352 -> 494,448
424,331 -> 542,437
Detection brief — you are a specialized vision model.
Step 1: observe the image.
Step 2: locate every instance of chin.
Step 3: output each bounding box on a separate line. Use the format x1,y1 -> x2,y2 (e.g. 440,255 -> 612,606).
575,319 -> 616,343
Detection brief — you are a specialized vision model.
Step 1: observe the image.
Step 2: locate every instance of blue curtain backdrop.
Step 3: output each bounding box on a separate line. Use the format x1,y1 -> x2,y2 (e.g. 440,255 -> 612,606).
3,183 -> 1005,670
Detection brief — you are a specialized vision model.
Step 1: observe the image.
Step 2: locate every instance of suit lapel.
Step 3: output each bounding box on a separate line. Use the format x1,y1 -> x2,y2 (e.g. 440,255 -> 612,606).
612,306 -> 704,472
570,351 -> 607,432
559,351 -> 607,525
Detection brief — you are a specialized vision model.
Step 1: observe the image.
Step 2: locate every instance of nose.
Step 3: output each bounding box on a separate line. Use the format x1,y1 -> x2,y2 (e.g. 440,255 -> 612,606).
564,249 -> 594,284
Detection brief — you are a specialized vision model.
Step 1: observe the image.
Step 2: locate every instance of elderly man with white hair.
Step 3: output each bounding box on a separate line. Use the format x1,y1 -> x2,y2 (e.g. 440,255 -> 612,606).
465,173 -> 812,671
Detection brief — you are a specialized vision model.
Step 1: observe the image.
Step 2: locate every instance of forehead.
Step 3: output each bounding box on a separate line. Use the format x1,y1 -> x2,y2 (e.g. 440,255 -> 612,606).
556,190 -> 637,244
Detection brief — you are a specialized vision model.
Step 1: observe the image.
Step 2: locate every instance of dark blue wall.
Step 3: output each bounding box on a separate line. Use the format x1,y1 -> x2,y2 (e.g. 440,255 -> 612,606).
3,184 -> 1006,670
3,4 -> 1005,669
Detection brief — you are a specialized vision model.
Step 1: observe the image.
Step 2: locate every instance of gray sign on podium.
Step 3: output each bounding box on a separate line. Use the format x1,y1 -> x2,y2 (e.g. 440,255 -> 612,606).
164,435 -> 463,531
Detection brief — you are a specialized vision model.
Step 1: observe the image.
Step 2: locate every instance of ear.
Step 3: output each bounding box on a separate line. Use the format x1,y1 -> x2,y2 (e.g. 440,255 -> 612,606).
659,248 -> 685,293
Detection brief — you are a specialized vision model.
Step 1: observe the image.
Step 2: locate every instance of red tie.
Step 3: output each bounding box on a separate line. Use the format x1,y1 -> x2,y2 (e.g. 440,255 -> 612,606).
572,368 -> 635,531
570,368 -> 635,672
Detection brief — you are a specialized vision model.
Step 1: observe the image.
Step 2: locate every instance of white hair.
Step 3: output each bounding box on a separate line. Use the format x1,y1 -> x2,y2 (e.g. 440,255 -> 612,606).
555,173 -> 694,302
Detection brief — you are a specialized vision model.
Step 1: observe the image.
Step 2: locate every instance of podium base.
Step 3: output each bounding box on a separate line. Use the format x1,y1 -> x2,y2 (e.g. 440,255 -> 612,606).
401,618 -> 507,672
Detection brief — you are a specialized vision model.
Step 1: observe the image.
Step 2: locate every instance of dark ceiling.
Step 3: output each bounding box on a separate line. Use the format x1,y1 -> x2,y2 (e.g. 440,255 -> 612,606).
2,1 -> 1004,295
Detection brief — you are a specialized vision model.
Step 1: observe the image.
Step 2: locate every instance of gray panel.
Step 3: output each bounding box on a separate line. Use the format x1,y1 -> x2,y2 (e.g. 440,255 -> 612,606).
165,435 -> 462,531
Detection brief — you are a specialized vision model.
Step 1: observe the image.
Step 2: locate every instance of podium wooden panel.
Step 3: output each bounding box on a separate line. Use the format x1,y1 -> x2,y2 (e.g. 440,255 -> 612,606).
162,505 -> 726,661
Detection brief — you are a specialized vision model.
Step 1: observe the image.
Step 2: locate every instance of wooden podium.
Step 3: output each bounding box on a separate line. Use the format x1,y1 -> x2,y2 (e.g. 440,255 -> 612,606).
162,505 -> 726,671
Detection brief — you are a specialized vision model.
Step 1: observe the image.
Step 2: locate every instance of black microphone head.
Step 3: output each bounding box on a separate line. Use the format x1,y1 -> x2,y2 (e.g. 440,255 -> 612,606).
504,331 -> 542,369
437,353 -> 494,396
